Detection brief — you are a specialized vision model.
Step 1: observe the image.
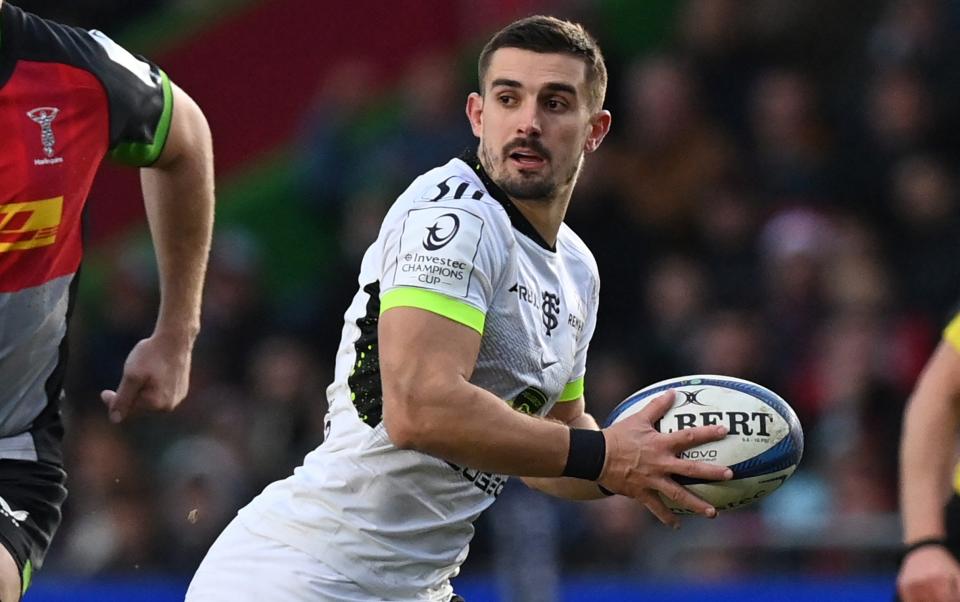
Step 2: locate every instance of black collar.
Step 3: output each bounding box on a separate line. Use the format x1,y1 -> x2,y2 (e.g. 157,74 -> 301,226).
0,3 -> 21,89
459,148 -> 555,252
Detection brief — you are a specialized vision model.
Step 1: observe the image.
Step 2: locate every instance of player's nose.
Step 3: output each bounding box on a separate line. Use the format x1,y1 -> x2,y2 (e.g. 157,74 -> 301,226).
515,103 -> 542,136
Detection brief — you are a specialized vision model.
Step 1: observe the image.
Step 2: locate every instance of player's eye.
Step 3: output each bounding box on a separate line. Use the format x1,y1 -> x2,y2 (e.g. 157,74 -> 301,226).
545,98 -> 567,111
498,94 -> 517,106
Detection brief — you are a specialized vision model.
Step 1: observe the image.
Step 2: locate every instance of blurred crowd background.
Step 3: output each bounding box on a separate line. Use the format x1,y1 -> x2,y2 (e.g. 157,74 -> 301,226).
14,0 -> 960,597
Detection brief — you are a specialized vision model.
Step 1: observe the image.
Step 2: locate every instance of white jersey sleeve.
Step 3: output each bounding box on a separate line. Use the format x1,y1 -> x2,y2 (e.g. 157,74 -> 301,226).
379,171 -> 512,334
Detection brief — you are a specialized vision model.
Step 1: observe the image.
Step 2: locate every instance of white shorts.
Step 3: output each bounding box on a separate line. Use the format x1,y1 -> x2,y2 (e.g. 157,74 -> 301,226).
185,517 -> 456,602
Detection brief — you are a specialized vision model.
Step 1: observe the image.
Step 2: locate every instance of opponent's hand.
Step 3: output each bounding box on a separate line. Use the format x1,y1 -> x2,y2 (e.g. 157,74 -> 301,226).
598,390 -> 733,528
898,545 -> 960,602
100,333 -> 193,423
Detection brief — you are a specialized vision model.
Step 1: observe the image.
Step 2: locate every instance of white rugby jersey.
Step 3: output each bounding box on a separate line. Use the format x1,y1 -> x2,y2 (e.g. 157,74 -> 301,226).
239,151 -> 599,599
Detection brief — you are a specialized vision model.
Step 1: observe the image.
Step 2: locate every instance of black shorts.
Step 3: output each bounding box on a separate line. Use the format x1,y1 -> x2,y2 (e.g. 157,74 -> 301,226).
0,459 -> 67,590
944,493 -> 960,555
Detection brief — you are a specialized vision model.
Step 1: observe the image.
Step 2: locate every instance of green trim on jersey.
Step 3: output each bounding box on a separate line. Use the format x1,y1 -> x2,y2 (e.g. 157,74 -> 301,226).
21,559 -> 32,595
557,377 -> 584,402
946,313 -> 960,353
381,288 -> 485,334
108,69 -> 173,166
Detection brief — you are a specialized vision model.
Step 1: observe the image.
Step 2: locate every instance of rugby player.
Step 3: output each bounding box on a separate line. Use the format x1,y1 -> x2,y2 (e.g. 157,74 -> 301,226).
187,15 -> 730,601
898,306 -> 960,602
0,3 -> 214,599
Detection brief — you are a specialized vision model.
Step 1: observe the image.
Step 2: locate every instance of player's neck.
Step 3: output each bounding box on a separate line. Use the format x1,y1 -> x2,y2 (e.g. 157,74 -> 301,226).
471,148 -> 573,248
509,190 -> 571,248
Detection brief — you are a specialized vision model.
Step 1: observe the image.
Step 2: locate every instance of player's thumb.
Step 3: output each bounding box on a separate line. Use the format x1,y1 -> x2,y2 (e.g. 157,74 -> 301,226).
102,373 -> 144,423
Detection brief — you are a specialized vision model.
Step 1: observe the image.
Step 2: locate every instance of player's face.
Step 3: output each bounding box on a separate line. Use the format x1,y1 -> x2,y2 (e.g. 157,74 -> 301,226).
467,48 -> 610,202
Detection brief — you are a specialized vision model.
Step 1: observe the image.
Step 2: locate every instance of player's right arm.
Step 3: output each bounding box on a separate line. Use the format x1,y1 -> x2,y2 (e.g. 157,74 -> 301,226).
59,28 -> 216,422
102,84 -> 214,422
898,317 -> 960,602
379,306 -> 732,519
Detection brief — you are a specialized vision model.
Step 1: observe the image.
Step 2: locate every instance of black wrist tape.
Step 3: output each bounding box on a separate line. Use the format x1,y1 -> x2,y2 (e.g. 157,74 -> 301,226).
902,537 -> 948,560
562,428 -> 606,481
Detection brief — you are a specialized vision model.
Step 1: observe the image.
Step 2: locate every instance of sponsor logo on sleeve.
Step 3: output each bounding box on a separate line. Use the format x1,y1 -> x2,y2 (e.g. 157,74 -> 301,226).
395,207 -> 484,297
423,213 -> 460,250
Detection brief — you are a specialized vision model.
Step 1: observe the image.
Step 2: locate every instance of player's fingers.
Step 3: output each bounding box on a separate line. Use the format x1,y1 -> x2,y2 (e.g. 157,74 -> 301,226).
899,578 -> 936,602
637,490 -> 678,528
896,583 -> 913,602
666,424 -> 728,453
944,574 -> 960,602
659,479 -> 717,518
637,389 -> 676,422
669,458 -> 733,482
918,580 -> 953,602
900,577 -> 941,602
103,372 -> 146,423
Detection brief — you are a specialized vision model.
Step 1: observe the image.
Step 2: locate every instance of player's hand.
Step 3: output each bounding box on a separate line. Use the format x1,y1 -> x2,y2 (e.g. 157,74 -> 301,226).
597,390 -> 732,528
100,333 -> 193,423
898,545 -> 960,602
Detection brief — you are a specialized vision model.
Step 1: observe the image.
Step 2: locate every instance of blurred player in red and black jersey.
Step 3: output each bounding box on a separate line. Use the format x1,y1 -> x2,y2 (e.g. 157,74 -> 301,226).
898,304 -> 960,602
0,2 -> 214,598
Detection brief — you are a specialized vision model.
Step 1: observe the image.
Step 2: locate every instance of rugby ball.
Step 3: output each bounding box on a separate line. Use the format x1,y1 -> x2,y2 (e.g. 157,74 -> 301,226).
604,374 -> 803,514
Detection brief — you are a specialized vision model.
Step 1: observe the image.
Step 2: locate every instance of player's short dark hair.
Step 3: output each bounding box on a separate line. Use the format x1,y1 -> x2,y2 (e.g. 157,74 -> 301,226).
478,15 -> 608,111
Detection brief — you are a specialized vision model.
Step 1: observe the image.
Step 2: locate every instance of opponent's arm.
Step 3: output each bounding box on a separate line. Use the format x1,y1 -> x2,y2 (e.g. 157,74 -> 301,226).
898,339 -> 960,602
380,306 -> 731,523
102,84 -> 214,422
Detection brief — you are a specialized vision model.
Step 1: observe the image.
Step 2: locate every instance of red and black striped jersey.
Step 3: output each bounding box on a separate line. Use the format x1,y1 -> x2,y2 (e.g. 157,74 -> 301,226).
0,2 -> 172,458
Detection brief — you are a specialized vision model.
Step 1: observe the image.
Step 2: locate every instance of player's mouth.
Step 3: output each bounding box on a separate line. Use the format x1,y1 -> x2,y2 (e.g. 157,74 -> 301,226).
508,149 -> 547,169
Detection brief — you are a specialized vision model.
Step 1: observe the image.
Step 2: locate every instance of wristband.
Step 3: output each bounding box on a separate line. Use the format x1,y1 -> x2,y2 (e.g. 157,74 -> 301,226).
562,428 -> 606,481
902,537 -> 948,560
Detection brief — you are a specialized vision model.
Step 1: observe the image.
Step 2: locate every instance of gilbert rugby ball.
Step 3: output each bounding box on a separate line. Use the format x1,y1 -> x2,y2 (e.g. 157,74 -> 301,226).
604,374 -> 803,514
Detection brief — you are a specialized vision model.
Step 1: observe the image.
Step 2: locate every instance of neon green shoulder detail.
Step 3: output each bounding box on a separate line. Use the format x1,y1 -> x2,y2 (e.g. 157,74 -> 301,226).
381,288 -> 485,334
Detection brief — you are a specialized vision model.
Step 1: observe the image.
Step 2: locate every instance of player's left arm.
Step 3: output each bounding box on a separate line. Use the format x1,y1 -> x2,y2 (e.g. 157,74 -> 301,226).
101,84 -> 214,422
521,396 -> 609,500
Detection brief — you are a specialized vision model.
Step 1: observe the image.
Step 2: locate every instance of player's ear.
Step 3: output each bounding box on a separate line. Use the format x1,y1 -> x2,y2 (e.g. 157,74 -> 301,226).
584,109 -> 611,154
466,93 -> 484,138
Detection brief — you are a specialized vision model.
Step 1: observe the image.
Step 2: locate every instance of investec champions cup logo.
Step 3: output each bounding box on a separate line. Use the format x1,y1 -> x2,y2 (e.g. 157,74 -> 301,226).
423,213 -> 460,250
26,107 -> 64,165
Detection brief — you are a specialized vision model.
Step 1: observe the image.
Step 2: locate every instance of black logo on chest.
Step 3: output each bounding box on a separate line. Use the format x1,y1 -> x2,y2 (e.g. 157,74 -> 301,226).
541,292 -> 560,336
509,282 -> 562,336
